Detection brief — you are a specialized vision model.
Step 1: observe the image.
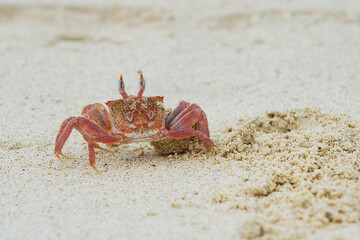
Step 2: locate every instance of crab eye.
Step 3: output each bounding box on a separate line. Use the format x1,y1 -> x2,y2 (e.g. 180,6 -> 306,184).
118,75 -> 125,90
137,70 -> 146,97
118,74 -> 128,99
147,111 -> 155,120
119,80 -> 124,89
140,78 -> 146,88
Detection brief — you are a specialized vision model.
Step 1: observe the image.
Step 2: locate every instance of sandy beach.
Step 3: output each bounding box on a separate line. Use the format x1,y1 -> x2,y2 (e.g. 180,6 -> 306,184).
1,0 -> 360,239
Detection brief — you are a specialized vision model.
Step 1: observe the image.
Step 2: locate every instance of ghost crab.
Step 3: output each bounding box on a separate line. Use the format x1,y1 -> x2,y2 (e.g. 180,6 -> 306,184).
54,70 -> 213,173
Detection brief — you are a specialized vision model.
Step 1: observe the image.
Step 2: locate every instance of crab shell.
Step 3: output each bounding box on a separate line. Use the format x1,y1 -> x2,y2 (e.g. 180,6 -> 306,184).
106,96 -> 165,142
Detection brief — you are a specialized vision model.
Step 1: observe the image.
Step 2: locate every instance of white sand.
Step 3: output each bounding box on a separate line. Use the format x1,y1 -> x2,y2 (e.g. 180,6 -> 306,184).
1,1 -> 360,239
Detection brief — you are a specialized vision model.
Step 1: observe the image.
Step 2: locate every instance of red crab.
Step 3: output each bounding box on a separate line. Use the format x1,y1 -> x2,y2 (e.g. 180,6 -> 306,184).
54,70 -> 213,173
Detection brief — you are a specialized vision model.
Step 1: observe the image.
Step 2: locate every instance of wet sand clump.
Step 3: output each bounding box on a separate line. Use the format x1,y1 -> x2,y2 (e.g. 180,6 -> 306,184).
164,109 -> 360,239
216,109 -> 360,239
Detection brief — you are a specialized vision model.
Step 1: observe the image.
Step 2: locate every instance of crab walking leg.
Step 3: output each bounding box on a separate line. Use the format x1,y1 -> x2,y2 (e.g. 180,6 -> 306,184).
169,104 -> 209,131
85,133 -> 128,173
54,117 -> 77,156
76,103 -> 114,151
81,135 -> 114,152
87,138 -> 100,173
81,103 -> 112,131
195,112 -> 210,138
53,118 -> 76,165
54,117 -> 123,169
170,107 -> 202,130
166,105 -> 214,148
55,117 -> 75,144
84,135 -> 126,174
168,104 -> 200,129
79,132 -> 124,173
55,117 -> 108,154
165,101 -> 190,129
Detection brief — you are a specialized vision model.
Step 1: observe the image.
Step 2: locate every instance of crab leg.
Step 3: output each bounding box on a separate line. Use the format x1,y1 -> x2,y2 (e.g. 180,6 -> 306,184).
83,133 -> 126,174
87,138 -> 98,173
81,103 -> 112,131
195,112 -> 210,138
168,103 -> 199,129
164,103 -> 213,148
54,117 -> 77,155
165,100 -> 190,128
81,135 -> 113,152
54,117 -> 123,172
55,117 -> 74,144
169,105 -> 202,130
81,103 -> 116,151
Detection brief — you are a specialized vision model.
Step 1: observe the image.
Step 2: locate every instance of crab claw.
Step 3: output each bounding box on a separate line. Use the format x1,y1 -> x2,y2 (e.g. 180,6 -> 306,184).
137,69 -> 146,97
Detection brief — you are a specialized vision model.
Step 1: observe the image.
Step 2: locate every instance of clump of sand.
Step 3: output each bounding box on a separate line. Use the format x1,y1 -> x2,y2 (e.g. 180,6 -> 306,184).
161,109 -> 360,239
151,136 -> 203,155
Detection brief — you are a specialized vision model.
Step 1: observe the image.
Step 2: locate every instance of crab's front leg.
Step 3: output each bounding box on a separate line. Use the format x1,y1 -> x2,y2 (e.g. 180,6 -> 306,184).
162,101 -> 214,148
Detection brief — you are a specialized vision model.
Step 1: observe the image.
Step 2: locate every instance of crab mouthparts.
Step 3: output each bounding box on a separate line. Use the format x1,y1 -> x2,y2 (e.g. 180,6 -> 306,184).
125,128 -> 160,142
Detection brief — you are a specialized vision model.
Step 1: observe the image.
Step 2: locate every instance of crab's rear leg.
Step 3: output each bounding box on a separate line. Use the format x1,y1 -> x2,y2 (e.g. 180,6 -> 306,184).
195,112 -> 210,138
87,132 -> 127,173
82,103 -> 122,150
164,103 -> 213,148
81,103 -> 112,131
54,117 -> 77,158
55,103 -> 112,159
165,100 -> 190,129
54,116 -> 123,173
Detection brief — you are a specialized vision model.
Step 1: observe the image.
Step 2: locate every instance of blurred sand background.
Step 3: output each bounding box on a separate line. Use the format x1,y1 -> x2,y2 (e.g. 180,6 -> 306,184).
1,0 -> 360,239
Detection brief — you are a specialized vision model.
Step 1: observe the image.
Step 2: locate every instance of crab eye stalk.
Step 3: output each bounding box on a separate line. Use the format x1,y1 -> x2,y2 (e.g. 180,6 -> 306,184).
118,74 -> 128,99
137,69 -> 146,98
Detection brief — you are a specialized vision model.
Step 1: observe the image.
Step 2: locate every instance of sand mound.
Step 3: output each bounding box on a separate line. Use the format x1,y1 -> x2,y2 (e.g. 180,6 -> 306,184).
162,109 -> 360,239
218,109 -> 360,238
